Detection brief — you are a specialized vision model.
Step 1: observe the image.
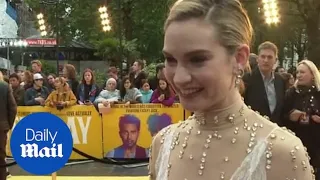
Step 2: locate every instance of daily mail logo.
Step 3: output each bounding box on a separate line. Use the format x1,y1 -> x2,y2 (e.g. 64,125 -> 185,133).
20,129 -> 63,158
10,113 -> 73,175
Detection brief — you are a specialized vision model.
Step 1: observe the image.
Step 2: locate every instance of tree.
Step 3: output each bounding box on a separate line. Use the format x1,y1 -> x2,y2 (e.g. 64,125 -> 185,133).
275,0 -> 319,65
24,0 -> 106,44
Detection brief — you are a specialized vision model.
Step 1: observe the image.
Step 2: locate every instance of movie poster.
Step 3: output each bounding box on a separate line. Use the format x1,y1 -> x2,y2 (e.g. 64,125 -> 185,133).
102,103 -> 184,159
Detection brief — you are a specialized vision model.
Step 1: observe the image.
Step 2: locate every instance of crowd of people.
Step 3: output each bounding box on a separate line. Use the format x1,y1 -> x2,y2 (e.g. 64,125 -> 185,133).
0,59 -> 177,112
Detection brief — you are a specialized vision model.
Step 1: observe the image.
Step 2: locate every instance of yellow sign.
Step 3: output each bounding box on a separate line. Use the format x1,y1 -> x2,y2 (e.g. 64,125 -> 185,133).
184,110 -> 193,120
6,105 -> 103,160
102,103 -> 184,159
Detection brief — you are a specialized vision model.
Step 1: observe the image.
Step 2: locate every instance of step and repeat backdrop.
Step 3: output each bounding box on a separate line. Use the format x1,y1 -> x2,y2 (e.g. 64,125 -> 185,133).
6,104 -> 191,160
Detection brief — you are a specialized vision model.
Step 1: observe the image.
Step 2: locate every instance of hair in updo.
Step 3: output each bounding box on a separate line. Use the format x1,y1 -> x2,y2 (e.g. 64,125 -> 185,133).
165,0 -> 253,55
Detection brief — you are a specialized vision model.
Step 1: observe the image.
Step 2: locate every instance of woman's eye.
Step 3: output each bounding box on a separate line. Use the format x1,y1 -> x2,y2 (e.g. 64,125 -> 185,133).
165,57 -> 177,65
190,56 -> 207,64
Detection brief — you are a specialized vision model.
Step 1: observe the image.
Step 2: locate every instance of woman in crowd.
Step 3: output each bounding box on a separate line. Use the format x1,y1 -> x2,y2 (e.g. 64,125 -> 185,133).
45,76 -> 77,108
280,72 -> 295,90
149,0 -> 314,179
94,78 -> 120,106
140,79 -> 153,103
77,68 -> 100,105
283,60 -> 320,178
119,76 -> 142,105
47,73 -> 56,92
150,78 -> 175,106
22,70 -> 33,90
63,64 -> 79,96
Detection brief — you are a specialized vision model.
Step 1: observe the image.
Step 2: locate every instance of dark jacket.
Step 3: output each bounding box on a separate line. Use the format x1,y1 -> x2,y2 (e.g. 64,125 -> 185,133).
67,79 -> 79,98
130,71 -> 148,89
243,68 -> 285,125
24,86 -> 50,106
12,86 -> 25,106
283,85 -> 320,167
0,82 -> 17,130
76,83 -> 100,103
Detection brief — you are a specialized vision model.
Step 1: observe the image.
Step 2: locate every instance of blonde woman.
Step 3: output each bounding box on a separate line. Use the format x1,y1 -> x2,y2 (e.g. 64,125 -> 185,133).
149,0 -> 314,180
283,59 -> 320,178
45,77 -> 77,109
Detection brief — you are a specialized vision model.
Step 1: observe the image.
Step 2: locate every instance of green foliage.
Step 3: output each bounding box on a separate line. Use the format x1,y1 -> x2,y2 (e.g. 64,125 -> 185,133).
25,0 -> 170,64
94,70 -> 106,88
144,63 -> 157,78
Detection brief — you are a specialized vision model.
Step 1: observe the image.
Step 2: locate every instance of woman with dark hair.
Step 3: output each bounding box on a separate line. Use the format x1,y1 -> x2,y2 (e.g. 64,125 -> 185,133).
280,72 -> 295,90
150,78 -> 175,106
119,76 -> 142,105
140,79 -> 153,103
22,70 -> 33,90
77,69 -> 100,105
63,64 -> 79,96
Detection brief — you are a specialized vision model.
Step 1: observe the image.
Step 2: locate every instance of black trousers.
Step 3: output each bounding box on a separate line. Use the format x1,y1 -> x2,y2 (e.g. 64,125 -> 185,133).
0,130 -> 8,180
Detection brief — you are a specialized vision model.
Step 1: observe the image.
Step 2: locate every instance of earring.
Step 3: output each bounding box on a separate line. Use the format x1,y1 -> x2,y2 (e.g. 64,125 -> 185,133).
235,68 -> 244,87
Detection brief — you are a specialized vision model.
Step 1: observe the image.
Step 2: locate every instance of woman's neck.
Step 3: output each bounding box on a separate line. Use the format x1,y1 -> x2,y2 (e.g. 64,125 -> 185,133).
57,87 -> 63,92
194,91 -> 244,125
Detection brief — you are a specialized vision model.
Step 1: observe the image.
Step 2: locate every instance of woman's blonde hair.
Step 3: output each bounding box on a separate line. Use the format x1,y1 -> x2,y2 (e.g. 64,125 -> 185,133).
165,0 -> 253,55
54,77 -> 70,92
294,60 -> 320,91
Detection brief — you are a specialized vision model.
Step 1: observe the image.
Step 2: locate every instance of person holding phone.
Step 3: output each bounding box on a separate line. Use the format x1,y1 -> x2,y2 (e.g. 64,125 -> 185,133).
77,69 -> 100,105
283,60 -> 320,178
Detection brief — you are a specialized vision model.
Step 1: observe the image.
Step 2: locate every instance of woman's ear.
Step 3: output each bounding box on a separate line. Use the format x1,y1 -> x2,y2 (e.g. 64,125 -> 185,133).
235,44 -> 250,67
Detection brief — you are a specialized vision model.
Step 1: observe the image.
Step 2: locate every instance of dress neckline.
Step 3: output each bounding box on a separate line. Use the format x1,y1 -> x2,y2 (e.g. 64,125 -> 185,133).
191,98 -> 250,130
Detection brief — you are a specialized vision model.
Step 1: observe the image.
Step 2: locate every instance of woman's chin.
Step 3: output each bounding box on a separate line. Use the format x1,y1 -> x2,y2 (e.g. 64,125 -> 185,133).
180,99 -> 203,112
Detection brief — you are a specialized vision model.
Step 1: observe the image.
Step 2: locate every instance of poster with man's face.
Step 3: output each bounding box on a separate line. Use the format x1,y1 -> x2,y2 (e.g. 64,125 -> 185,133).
102,104 -> 184,159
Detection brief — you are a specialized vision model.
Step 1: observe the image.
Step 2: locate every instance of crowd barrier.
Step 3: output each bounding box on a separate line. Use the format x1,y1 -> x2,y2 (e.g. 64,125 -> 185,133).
6,103 -> 191,160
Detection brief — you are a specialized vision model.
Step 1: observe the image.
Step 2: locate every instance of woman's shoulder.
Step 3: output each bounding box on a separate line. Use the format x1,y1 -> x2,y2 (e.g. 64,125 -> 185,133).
264,126 -> 315,179
151,117 -> 194,148
249,111 -> 315,179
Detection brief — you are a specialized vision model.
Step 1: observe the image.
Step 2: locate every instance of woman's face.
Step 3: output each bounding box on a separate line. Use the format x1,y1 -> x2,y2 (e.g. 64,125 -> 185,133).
107,80 -> 116,91
289,75 -> 295,86
84,72 -> 92,83
163,19 -> 247,112
54,78 -> 62,89
124,80 -> 131,89
47,75 -> 54,84
142,82 -> 150,91
296,64 -> 313,86
63,68 -> 67,77
159,80 -> 167,90
20,72 -> 25,81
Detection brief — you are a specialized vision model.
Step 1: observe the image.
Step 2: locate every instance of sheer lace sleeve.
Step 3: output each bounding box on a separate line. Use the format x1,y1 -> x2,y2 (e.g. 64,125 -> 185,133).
265,128 -> 315,180
231,127 -> 315,180
148,126 -> 173,180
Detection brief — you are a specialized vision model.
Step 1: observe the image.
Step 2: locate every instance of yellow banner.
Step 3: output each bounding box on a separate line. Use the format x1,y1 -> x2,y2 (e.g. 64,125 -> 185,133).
102,103 -> 184,159
6,105 -> 103,160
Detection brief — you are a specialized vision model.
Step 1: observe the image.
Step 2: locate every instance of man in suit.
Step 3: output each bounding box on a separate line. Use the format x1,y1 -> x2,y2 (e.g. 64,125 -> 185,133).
243,41 -> 285,125
0,81 -> 17,180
